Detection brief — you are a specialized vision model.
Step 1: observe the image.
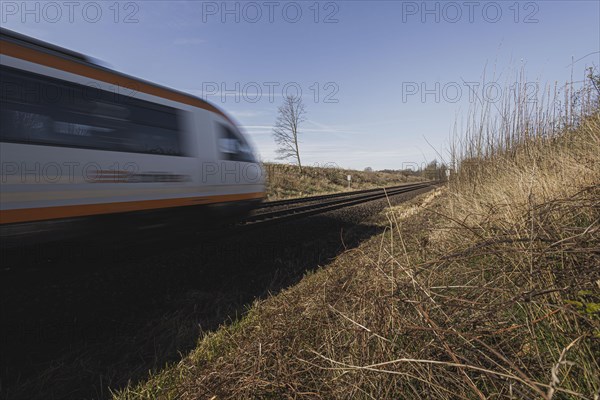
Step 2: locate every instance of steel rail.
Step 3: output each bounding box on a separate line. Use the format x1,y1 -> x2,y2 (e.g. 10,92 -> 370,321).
256,182 -> 430,209
240,183 -> 434,227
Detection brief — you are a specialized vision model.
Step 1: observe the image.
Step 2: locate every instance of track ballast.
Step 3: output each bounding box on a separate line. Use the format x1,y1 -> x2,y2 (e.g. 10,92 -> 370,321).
241,182 -> 434,226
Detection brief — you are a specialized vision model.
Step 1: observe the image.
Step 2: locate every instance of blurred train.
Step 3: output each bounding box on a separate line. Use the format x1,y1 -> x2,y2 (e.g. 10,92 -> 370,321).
0,28 -> 265,239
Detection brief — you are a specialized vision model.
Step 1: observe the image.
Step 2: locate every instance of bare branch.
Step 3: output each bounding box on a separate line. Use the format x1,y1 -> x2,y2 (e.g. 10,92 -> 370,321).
272,95 -> 306,172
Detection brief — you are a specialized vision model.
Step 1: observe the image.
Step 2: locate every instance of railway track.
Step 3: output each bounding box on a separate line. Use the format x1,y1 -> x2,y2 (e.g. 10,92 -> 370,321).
241,182 -> 435,226
0,182 -> 435,251
1,180 -> 436,399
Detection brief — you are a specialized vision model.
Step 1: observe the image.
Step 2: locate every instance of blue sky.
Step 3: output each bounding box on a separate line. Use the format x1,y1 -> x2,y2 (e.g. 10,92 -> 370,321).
2,1 -> 599,170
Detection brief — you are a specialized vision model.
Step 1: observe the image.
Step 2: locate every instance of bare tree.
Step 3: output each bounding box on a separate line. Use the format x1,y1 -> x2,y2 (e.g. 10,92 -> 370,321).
272,95 -> 306,173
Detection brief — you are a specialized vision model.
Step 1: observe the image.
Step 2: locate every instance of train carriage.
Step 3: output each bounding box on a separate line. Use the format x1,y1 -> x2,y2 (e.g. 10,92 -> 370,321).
0,28 -> 265,232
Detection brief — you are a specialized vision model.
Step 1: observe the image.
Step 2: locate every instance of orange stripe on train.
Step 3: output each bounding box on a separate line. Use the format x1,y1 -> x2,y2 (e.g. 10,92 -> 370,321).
0,39 -> 233,124
0,192 -> 264,225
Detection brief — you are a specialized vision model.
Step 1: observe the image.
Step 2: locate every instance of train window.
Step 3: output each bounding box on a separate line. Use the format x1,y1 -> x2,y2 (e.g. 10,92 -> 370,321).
0,65 -> 183,156
218,124 -> 255,162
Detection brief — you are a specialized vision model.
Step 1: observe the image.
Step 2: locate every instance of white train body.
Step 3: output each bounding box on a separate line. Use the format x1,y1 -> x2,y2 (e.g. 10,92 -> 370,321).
0,29 -> 265,226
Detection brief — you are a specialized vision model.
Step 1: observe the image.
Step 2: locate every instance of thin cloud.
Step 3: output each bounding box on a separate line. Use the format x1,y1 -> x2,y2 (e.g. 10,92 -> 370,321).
231,111 -> 263,119
173,38 -> 206,45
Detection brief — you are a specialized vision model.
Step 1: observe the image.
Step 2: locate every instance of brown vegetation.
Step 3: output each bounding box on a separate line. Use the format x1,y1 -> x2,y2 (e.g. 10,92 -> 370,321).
116,72 -> 599,399
264,162 -> 423,201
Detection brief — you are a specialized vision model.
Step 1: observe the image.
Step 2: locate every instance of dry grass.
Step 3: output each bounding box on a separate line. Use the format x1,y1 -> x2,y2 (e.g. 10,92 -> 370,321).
264,163 -> 423,201
115,72 -> 599,399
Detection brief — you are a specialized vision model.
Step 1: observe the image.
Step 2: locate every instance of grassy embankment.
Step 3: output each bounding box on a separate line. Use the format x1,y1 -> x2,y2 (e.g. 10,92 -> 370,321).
117,73 -> 599,399
263,163 -> 424,201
